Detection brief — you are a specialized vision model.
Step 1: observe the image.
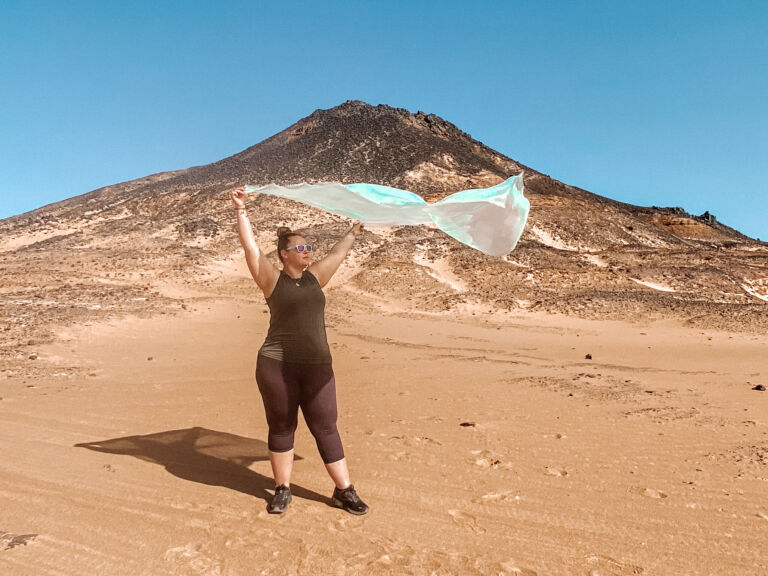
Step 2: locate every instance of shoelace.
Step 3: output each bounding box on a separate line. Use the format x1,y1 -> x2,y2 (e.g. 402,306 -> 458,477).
340,488 -> 359,503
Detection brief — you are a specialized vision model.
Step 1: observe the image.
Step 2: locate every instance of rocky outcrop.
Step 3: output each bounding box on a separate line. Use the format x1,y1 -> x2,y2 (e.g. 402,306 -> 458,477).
1,100 -> 766,369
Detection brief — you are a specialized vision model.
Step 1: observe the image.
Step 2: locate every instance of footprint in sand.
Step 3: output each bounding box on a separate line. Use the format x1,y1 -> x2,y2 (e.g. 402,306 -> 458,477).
448,509 -> 487,534
544,465 -> 569,477
164,543 -> 222,576
500,559 -> 539,575
472,449 -> 514,470
475,490 -> 521,504
387,450 -> 410,462
328,513 -> 366,533
640,487 -> 667,499
583,554 -> 644,575
389,435 -> 442,447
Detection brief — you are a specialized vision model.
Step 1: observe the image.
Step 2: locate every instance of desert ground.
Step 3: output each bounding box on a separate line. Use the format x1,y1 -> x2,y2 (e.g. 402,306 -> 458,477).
1,254 -> 767,576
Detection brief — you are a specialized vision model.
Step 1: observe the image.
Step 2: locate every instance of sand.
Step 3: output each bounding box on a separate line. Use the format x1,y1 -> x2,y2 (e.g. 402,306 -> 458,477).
1,286 -> 767,575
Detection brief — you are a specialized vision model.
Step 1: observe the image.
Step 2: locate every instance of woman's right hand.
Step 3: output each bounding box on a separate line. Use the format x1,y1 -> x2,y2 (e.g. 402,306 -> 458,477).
231,186 -> 246,210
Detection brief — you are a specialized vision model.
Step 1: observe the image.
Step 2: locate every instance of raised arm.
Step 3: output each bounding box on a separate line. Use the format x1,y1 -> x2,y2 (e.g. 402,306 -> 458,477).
231,188 -> 279,296
308,222 -> 364,288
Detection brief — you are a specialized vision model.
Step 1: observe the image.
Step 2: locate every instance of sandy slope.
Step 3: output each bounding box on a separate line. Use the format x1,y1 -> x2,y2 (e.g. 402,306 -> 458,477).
1,289 -> 767,575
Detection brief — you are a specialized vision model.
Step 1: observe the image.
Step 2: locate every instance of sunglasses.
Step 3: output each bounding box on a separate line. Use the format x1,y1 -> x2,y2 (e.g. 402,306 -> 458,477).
286,244 -> 312,253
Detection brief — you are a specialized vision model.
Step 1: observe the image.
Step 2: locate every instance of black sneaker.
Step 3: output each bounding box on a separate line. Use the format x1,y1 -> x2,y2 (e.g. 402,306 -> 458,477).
267,484 -> 291,514
332,484 -> 369,515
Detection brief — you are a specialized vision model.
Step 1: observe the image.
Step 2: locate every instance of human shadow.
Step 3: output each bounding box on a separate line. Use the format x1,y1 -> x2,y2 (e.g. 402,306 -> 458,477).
75,426 -> 329,505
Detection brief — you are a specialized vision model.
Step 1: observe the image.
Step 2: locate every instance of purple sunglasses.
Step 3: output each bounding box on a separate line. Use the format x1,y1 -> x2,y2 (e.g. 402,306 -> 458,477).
286,244 -> 312,253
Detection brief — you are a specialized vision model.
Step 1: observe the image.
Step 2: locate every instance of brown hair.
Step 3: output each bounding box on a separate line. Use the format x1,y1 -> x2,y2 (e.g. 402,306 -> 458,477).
276,227 -> 301,263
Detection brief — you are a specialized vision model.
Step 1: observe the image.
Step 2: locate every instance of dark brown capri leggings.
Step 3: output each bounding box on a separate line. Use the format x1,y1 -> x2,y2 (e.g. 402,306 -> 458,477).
255,354 -> 344,464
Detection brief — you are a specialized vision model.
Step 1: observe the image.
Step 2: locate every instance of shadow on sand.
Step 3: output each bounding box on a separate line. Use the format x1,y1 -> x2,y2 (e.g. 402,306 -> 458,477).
75,426 -> 329,505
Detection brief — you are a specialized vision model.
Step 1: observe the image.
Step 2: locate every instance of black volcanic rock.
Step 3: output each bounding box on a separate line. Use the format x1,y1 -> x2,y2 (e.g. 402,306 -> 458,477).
0,99 -> 766,361
1,100 -> 754,244
159,100 -> 524,200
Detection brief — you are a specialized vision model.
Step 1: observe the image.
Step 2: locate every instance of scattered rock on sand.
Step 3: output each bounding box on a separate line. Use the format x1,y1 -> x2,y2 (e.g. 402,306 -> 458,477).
752,384 -> 766,391
641,487 -> 668,499
0,531 -> 38,550
544,466 -> 569,477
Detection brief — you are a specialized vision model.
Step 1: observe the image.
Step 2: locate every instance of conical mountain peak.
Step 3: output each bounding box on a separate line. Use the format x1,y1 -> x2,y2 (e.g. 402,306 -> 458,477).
0,101 -> 765,340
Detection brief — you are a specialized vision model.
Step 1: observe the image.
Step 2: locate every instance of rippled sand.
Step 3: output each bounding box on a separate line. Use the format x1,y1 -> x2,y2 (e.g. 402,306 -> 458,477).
1,283 -> 767,575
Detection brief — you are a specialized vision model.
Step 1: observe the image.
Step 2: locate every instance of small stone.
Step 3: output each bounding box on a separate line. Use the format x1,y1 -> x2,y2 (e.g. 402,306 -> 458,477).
585,353 -> 592,360
377,554 -> 392,566
28,353 -> 38,360
459,422 -> 476,427
147,357 -> 153,361
753,385 -> 766,391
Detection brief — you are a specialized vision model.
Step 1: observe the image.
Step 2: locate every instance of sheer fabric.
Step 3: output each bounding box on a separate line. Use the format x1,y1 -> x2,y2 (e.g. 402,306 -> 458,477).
244,174 -> 529,256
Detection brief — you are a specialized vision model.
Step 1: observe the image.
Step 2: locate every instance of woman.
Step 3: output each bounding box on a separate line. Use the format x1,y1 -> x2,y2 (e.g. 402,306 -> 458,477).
231,187 -> 369,515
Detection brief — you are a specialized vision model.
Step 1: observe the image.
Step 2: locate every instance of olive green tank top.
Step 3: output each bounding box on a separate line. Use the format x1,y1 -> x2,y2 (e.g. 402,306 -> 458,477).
258,269 -> 332,364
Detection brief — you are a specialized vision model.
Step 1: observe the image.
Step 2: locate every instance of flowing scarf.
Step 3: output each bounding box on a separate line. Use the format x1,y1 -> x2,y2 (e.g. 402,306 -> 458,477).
244,174 -> 529,256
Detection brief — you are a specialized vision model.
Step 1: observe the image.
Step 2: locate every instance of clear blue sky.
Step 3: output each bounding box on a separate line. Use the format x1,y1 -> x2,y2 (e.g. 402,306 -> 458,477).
1,1 -> 766,239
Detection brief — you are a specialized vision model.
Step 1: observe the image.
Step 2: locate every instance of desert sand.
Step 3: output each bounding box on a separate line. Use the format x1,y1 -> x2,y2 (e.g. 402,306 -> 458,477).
1,101 -> 767,574
1,258 -> 767,576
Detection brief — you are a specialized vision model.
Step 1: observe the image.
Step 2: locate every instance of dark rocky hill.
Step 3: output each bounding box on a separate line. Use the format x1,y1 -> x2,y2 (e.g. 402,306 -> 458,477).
1,101 -> 766,376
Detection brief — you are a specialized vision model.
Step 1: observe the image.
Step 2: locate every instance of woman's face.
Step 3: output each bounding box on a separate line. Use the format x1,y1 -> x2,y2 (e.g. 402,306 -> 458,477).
281,235 -> 311,267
